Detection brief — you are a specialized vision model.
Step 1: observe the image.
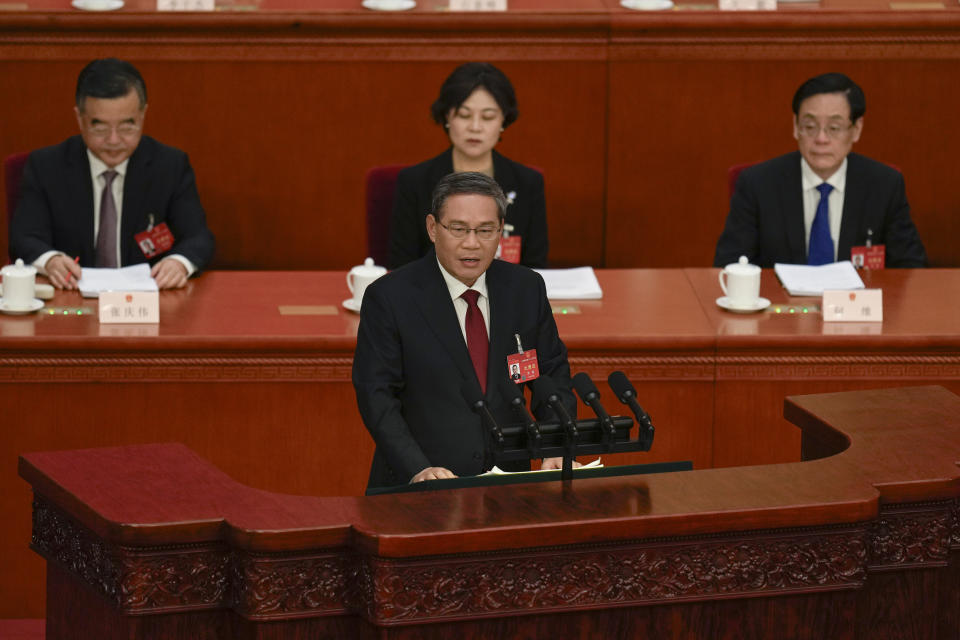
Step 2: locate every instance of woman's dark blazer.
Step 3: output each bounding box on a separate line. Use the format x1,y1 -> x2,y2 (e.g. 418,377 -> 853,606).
387,148 -> 548,269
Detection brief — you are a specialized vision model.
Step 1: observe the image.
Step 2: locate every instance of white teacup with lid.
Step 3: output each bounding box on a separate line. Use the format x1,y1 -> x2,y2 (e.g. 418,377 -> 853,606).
346,257 -> 387,309
1,259 -> 38,311
718,255 -> 761,310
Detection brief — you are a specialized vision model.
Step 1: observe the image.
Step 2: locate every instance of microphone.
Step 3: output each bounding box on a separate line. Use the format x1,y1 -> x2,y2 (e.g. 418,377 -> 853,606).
462,379 -> 504,465
608,371 -> 655,450
572,372 -> 616,444
531,376 -> 577,441
501,380 -> 541,457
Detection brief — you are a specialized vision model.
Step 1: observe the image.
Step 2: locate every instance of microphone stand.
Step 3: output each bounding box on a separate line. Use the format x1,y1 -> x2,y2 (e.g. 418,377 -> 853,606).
532,377 -> 579,481
502,381 -> 542,460
608,371 -> 655,452
461,372 -> 655,485
573,372 -> 617,450
462,379 -> 504,472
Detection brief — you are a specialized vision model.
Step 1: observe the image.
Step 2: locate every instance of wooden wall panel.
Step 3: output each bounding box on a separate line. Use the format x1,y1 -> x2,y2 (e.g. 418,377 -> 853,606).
0,58 -> 607,270
3,14 -> 960,270
606,57 -> 960,268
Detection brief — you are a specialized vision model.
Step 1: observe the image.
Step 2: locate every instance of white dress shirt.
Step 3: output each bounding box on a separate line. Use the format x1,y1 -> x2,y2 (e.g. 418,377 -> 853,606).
800,156 -> 847,262
437,258 -> 490,345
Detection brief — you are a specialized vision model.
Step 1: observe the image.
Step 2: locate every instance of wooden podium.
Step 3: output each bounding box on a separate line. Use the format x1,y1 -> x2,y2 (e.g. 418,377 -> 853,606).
19,386 -> 960,639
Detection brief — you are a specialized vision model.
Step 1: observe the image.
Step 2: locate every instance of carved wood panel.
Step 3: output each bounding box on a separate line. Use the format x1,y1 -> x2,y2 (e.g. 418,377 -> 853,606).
31,495 -> 960,625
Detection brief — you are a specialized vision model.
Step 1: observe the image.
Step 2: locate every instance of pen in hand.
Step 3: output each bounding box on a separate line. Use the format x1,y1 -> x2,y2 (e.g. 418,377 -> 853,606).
64,256 -> 80,287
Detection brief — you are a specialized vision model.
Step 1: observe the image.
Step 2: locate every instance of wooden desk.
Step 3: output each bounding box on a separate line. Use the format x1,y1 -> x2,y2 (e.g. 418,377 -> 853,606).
4,267 -> 960,619
0,269 -> 716,618
685,268 -> 960,468
2,4 -> 960,269
18,386 -> 960,638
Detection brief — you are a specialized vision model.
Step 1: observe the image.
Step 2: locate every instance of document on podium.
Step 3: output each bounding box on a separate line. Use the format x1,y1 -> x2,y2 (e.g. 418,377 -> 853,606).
482,458 -> 603,476
533,267 -> 603,300
78,263 -> 159,298
774,261 -> 865,296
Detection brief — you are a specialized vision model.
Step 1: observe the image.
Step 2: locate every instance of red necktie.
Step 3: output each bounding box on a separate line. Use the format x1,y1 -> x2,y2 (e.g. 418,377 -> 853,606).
461,289 -> 489,393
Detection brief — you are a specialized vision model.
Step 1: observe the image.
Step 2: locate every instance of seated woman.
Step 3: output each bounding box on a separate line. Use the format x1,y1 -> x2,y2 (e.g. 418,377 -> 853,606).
387,62 -> 548,269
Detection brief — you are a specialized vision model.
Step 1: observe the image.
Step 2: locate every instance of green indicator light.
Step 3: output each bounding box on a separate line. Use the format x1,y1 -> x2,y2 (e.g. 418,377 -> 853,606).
77,310 -> 83,315
562,309 -> 568,314
775,307 -> 781,313
788,308 -> 795,314
802,307 -> 808,313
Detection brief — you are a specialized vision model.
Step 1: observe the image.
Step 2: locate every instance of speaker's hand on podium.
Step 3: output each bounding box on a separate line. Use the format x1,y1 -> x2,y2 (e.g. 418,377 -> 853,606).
410,466 -> 457,483
541,457 -> 582,470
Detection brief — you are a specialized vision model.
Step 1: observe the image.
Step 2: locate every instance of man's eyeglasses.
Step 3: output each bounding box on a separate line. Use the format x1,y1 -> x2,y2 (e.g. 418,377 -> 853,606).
438,220 -> 501,241
797,121 -> 853,139
87,123 -> 141,138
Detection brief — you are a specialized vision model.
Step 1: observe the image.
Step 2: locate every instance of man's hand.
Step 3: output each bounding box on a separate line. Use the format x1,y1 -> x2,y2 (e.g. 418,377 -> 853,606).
151,258 -> 189,289
541,457 -> 582,470
410,466 -> 457,483
45,255 -> 81,290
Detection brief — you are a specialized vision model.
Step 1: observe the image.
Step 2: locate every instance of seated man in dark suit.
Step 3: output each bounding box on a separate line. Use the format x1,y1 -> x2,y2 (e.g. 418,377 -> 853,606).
10,58 -> 215,289
714,72 -> 926,268
353,172 -> 575,490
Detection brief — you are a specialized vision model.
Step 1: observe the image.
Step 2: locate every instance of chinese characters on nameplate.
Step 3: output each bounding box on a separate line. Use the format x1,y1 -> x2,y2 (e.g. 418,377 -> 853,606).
822,289 -> 883,323
99,291 -> 160,324
718,0 -> 776,9
449,0 -> 507,10
157,0 -> 214,10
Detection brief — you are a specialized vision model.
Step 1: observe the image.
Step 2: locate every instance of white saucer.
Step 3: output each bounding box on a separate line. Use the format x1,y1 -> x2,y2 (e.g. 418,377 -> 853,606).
342,298 -> 362,313
361,0 -> 415,10
716,296 -> 770,314
620,0 -> 673,9
72,0 -> 124,9
0,298 -> 45,315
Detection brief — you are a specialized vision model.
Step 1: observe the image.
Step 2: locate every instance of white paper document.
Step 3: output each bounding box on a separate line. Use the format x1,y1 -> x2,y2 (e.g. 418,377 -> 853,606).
482,458 -> 603,476
533,267 -> 603,300
78,263 -> 159,298
773,261 -> 865,297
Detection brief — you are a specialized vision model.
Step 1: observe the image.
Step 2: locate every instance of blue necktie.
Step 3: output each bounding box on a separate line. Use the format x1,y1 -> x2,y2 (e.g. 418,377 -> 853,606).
808,182 -> 834,265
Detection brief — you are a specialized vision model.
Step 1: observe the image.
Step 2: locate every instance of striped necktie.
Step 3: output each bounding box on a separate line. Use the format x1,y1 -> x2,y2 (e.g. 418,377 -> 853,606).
95,170 -> 119,268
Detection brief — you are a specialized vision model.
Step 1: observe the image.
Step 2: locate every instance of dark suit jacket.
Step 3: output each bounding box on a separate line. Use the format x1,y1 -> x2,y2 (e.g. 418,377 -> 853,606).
352,252 -> 575,490
9,135 -> 215,271
387,148 -> 549,269
714,151 -> 927,268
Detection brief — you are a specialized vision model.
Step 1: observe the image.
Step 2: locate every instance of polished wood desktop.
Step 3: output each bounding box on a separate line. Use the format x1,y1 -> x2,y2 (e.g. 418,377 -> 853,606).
688,267 -> 960,468
4,267 -> 960,620
18,386 -> 960,638
2,4 -> 960,270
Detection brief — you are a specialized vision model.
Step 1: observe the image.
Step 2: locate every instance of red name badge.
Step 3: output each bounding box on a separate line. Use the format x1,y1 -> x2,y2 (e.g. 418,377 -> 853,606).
134,222 -> 175,259
850,245 -> 885,269
499,236 -> 522,264
507,349 -> 539,384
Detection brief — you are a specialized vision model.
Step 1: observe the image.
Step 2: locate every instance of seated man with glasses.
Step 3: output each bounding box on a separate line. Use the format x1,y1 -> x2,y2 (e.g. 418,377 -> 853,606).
10,58 -> 215,289
353,171 -> 575,490
714,72 -> 926,268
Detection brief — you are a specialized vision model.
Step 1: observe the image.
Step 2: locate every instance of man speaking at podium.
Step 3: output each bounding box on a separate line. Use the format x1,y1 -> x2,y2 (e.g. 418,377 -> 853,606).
10,58 -> 215,289
353,172 -> 575,490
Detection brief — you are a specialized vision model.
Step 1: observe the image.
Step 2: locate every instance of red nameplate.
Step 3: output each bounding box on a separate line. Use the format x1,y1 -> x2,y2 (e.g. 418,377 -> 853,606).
499,236 -> 522,264
134,222 -> 174,258
850,245 -> 885,269
507,349 -> 539,383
